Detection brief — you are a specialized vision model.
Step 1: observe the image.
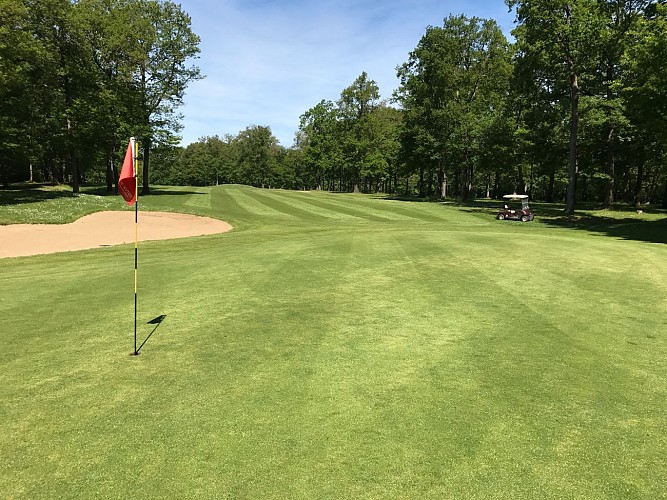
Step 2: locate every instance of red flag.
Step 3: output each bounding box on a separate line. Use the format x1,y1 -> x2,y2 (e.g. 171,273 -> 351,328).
119,138 -> 137,205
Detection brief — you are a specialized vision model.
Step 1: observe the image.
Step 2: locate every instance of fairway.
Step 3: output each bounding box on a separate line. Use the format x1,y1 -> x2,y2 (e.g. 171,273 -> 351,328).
1,185 -> 666,498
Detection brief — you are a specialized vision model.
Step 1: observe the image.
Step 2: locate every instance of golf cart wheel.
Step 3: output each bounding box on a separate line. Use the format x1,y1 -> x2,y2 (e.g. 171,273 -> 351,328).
521,215 -> 530,222
497,213 -> 505,220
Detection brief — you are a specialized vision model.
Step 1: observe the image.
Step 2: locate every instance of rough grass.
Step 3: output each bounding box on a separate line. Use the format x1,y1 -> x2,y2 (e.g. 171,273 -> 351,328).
1,184 -> 666,499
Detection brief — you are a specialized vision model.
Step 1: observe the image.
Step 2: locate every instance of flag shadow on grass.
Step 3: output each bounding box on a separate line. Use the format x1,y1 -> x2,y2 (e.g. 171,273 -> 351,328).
137,315 -> 166,353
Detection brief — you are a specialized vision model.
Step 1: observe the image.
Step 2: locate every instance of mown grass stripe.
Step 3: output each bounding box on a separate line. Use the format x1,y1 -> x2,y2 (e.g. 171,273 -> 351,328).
279,189 -> 448,223
255,188 -> 373,221
270,191 -> 392,222
183,187 -> 212,209
368,198 -> 455,223
210,184 -> 250,221
335,195 -> 456,223
249,189 -> 358,220
350,195 -> 491,225
301,192 -> 418,222
224,185 -> 294,218
235,188 -> 331,222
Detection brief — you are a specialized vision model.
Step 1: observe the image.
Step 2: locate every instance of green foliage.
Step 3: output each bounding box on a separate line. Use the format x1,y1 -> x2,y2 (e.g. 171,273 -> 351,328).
4,1 -> 667,207
128,0 -> 203,194
296,73 -> 402,193
509,0 -> 660,210
158,128 -> 294,189
396,15 -> 512,199
622,4 -> 667,143
336,72 -> 392,192
0,0 -> 202,192
234,125 -> 280,188
298,99 -> 342,190
509,0 -> 604,213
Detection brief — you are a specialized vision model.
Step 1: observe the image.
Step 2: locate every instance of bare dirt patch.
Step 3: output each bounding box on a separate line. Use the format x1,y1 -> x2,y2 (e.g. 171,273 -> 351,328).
1,211 -> 233,258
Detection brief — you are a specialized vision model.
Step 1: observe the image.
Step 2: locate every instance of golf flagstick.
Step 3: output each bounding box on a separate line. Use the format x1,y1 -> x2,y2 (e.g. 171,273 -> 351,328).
118,137 -> 139,356
133,138 -> 139,355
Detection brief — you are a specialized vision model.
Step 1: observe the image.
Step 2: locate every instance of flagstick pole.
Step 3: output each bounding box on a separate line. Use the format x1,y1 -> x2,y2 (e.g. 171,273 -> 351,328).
133,138 -> 139,356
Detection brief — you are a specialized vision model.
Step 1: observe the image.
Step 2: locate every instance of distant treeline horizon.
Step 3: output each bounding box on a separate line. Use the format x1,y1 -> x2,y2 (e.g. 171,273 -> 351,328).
3,2 -> 667,210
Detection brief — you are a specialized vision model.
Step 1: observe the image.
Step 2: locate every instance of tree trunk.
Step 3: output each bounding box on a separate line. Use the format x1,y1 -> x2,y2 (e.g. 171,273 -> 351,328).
565,72 -> 579,214
142,135 -> 151,195
581,174 -> 588,202
60,34 -> 78,193
462,139 -> 473,200
106,152 -> 114,192
66,103 -> 79,194
71,153 -> 79,193
528,163 -> 534,199
461,164 -> 472,199
418,166 -> 425,197
547,167 -> 555,203
633,162 -> 644,206
437,165 -> 444,199
454,168 -> 460,199
46,156 -> 55,184
52,159 -> 62,184
603,122 -> 615,209
426,168 -> 433,198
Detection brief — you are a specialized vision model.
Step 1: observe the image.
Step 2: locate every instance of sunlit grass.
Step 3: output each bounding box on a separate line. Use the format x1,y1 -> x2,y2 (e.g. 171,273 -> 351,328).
1,185 -> 666,498
0,186 -> 124,224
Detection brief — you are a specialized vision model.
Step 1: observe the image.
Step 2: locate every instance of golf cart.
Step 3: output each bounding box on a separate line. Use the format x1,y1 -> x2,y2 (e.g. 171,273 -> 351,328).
497,194 -> 534,222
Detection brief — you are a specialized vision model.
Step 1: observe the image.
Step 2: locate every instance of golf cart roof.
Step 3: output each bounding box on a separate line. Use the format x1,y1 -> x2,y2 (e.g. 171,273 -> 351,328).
503,194 -> 529,199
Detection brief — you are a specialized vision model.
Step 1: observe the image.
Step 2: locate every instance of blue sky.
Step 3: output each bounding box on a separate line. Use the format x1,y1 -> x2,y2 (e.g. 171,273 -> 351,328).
175,0 -> 516,147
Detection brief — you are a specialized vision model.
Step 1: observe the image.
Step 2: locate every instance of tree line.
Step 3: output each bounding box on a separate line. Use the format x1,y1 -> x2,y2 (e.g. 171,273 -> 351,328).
0,0 -> 201,194
153,72 -> 402,193
3,1 -> 667,211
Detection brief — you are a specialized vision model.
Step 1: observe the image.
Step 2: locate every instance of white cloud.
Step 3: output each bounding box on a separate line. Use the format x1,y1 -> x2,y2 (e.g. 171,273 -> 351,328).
177,0 -> 515,147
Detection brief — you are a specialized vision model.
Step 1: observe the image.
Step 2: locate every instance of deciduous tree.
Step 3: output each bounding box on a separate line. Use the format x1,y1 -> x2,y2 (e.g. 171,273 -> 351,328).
509,0 -> 604,213
397,15 -> 512,199
127,0 -> 202,195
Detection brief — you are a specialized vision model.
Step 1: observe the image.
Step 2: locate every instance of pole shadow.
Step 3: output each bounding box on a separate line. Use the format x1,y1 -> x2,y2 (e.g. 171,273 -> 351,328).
137,314 -> 166,353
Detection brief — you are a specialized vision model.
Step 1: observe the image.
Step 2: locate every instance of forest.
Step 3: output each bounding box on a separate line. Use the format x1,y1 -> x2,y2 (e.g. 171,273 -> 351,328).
2,0 -> 667,211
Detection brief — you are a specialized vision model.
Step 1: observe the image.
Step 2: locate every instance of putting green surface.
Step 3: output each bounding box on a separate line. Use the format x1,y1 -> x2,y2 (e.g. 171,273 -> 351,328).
1,185 -> 666,498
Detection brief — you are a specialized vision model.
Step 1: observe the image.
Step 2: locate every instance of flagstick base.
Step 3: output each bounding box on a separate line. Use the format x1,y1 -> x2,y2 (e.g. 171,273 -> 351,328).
130,351 -> 140,356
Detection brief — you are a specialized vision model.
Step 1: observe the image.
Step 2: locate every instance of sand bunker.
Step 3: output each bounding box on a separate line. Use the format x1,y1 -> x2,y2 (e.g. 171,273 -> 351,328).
0,211 -> 233,258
